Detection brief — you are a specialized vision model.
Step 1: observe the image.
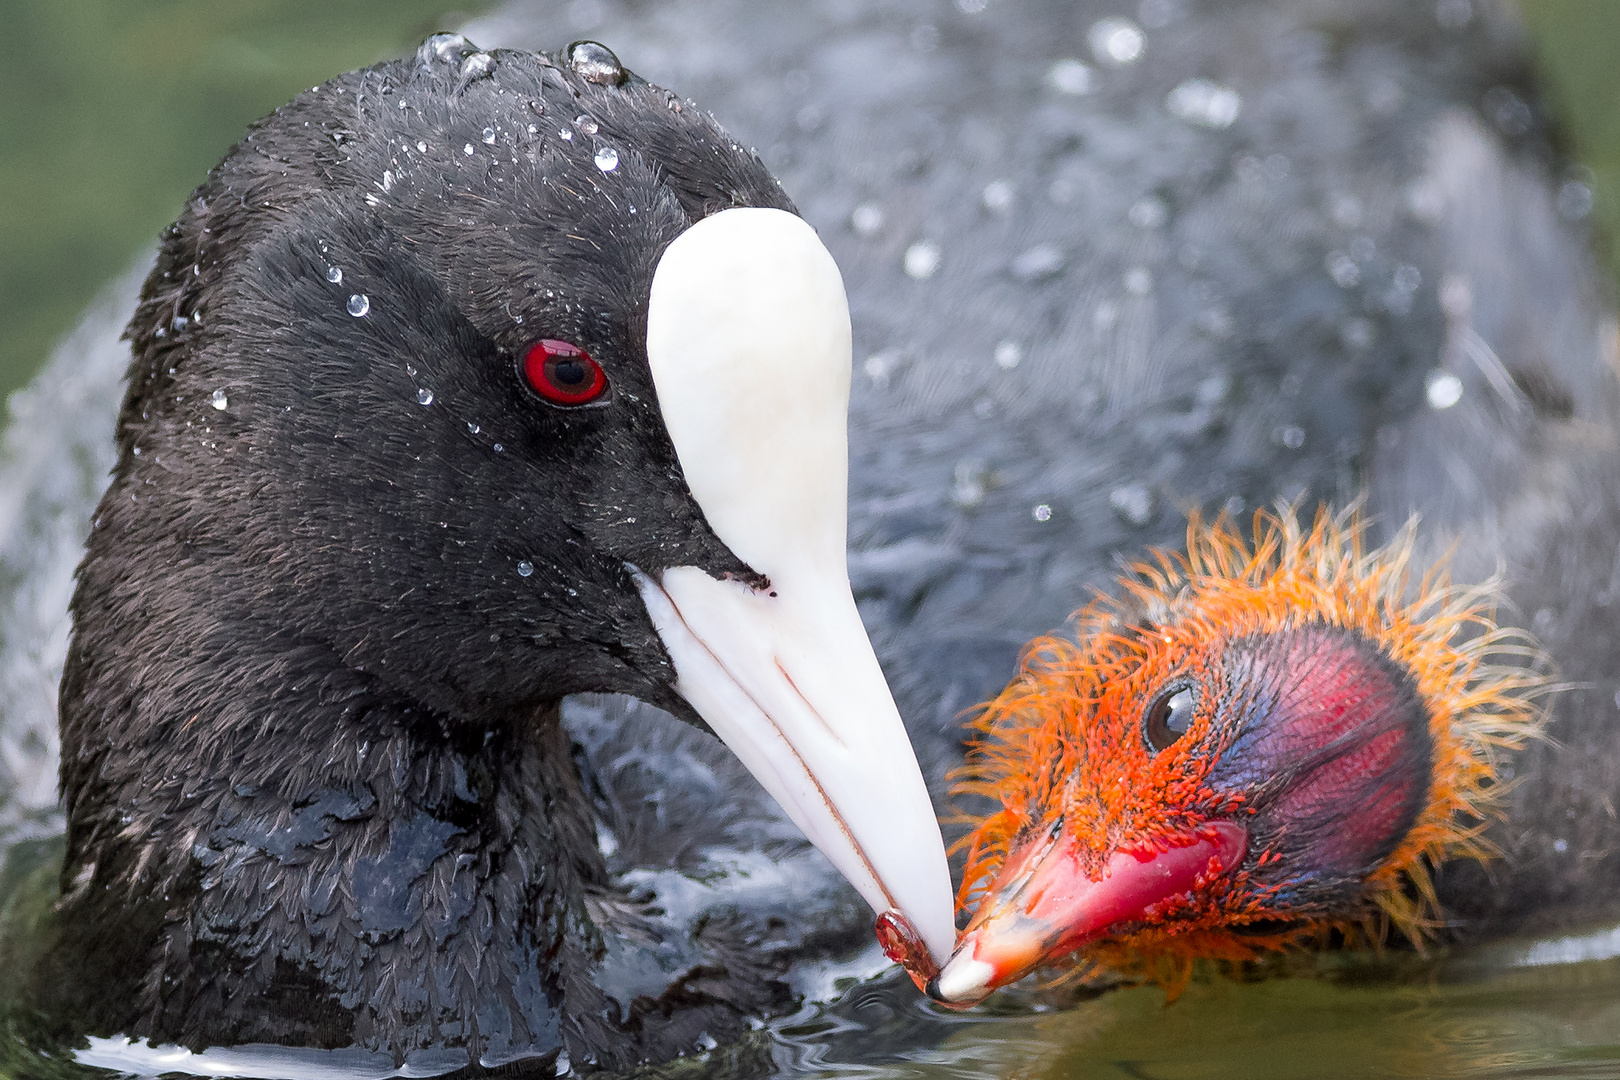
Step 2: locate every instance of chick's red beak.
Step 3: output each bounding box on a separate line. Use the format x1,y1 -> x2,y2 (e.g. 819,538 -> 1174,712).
925,820 -> 1249,1006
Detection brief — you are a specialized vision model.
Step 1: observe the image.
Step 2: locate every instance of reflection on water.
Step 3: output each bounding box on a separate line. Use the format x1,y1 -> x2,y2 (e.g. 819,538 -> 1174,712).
773,947 -> 1620,1080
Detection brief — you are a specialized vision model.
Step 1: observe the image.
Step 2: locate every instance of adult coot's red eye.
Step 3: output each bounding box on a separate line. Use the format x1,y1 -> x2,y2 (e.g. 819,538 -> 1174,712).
521,338 -> 607,405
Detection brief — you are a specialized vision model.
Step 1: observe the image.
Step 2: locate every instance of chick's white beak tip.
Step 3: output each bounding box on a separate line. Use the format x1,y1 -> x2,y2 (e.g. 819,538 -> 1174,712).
928,955 -> 996,1006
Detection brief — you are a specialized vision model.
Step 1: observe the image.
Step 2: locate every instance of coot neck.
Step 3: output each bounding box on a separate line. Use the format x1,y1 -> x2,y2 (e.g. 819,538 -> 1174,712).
51,596 -> 611,1061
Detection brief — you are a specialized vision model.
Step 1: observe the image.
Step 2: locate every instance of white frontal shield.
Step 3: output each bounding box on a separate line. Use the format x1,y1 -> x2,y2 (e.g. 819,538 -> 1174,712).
637,207 -> 955,966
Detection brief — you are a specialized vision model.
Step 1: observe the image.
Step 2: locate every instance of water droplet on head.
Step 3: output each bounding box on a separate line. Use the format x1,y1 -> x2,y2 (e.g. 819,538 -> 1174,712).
994,341 -> 1023,369
326,266 -> 343,284
493,443 -> 504,453
1276,425 -> 1306,449
567,41 -> 626,86
417,388 -> 434,406
419,33 -> 473,66
459,52 -> 496,82
171,315 -> 189,334
1032,503 -> 1053,522
1045,58 -> 1093,96
347,294 -> 370,317
1124,266 -> 1153,295
1089,17 -> 1144,65
466,421 -> 481,434
574,114 -> 600,135
1166,79 -> 1242,129
1426,371 -> 1463,409
850,203 -> 885,236
594,146 -> 619,172
559,128 -> 574,141
482,126 -> 497,144
210,389 -> 228,411
416,140 -> 428,153
463,143 -> 476,156
982,179 -> 1015,213
903,241 -> 942,280
517,560 -> 534,577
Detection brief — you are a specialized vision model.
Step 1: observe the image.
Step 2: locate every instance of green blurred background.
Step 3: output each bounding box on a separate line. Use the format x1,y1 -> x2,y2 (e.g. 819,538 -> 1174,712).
0,0 -> 489,402
0,0 -> 1614,403
1520,0 -> 1620,267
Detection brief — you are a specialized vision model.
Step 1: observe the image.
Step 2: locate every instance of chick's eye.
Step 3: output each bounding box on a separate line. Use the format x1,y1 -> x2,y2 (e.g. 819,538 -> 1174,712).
521,339 -> 608,406
1144,686 -> 1197,752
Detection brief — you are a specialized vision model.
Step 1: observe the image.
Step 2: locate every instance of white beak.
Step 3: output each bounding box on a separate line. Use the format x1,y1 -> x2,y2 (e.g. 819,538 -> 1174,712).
638,207 -> 955,967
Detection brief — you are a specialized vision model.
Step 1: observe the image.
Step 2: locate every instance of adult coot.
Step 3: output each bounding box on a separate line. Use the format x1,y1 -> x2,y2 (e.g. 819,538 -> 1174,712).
33,37 -> 952,1072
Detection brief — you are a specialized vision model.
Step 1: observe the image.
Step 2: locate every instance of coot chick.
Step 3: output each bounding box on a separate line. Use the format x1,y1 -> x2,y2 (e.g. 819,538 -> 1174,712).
907,507 -> 1544,1005
36,37 -> 952,1072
